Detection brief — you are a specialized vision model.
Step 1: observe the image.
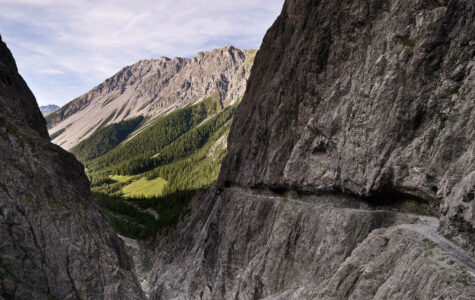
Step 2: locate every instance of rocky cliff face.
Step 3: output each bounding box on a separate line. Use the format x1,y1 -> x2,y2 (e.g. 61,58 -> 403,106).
0,36 -> 144,299
221,0 -> 474,254
149,0 -> 474,298
48,46 -> 255,150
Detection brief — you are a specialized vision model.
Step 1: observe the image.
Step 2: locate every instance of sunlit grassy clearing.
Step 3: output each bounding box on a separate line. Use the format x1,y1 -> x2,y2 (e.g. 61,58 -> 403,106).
122,177 -> 168,197
110,175 -> 134,183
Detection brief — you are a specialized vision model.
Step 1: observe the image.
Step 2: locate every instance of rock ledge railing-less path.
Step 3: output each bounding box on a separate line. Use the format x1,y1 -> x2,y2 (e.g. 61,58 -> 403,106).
235,187 -> 475,278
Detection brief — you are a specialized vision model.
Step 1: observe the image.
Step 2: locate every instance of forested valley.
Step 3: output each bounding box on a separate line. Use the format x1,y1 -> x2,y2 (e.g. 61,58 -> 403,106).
73,96 -> 236,239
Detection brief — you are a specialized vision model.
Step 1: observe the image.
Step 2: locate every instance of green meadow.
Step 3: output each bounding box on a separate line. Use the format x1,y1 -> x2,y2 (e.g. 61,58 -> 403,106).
122,177 -> 168,197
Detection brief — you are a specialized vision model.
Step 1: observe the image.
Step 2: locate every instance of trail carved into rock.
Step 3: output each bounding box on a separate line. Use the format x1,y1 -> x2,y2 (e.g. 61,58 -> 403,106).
234,188 -> 475,277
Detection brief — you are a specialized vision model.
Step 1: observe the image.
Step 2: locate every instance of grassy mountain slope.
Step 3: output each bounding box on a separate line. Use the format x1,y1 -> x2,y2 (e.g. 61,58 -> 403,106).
76,97 -> 236,239
66,50 -> 257,239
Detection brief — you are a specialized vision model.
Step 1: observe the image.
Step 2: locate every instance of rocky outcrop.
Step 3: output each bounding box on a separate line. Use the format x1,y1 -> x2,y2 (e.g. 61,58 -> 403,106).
0,36 -> 144,299
48,46 -> 255,150
149,0 -> 474,298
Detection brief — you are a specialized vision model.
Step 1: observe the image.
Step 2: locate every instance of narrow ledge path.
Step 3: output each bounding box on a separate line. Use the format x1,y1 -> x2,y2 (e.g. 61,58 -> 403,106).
232,187 -> 475,278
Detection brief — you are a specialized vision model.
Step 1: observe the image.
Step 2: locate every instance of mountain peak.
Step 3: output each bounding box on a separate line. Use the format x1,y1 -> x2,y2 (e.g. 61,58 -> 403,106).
47,46 -> 257,150
40,104 -> 60,116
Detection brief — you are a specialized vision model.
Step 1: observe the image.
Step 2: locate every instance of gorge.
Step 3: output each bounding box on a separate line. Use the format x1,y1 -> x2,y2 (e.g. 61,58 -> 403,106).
0,0 -> 474,299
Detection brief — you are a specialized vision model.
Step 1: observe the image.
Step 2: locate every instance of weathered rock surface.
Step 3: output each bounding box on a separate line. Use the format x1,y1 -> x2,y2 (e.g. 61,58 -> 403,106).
150,188 -> 474,299
119,235 -> 154,298
48,46 -> 255,150
221,0 -> 475,254
149,0 -> 474,299
0,35 -> 144,299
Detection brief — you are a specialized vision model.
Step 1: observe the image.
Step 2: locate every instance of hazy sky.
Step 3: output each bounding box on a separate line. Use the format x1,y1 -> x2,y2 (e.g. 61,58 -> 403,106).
0,0 -> 284,106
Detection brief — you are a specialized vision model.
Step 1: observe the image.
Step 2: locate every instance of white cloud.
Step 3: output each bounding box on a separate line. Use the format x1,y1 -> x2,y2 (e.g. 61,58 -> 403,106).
0,0 -> 284,105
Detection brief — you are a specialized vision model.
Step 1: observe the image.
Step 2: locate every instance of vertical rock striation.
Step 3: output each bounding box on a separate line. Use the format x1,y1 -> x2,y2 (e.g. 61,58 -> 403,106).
221,0 -> 474,255
0,36 -> 144,299
150,0 -> 474,299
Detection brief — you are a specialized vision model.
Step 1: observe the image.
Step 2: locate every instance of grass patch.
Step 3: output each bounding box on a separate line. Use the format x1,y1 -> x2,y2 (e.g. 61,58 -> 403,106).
101,95 -> 118,108
422,238 -> 438,249
456,272 -> 470,286
244,49 -> 258,66
96,110 -> 117,131
49,128 -> 65,141
427,129 -> 437,148
116,103 -> 127,119
110,175 -> 134,183
400,38 -> 417,48
123,108 -> 132,119
122,177 -> 168,198
398,30 -> 425,56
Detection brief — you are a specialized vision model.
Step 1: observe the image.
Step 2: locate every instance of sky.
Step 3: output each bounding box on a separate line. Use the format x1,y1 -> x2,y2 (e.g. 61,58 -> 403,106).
0,0 -> 284,106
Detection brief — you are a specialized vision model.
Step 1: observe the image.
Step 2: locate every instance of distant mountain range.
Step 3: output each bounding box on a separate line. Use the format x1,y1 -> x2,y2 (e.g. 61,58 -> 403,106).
39,104 -> 59,115
47,45 -> 255,150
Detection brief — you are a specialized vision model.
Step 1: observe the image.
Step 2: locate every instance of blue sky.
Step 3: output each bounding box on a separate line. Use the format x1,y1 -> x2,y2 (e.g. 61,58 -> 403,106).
0,0 -> 284,106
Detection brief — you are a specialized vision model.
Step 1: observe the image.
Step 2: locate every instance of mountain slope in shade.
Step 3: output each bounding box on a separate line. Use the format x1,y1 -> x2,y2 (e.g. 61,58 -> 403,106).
39,104 -> 59,115
0,35 -> 144,299
48,46 -> 255,150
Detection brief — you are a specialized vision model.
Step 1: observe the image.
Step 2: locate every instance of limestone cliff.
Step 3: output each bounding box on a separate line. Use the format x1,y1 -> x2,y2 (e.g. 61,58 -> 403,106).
0,36 -> 144,299
149,0 -> 474,298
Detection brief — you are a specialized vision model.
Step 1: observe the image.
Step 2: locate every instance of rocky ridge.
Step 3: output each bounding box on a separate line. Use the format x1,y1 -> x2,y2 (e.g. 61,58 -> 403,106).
0,35 -> 144,299
48,46 -> 255,150
148,0 -> 474,298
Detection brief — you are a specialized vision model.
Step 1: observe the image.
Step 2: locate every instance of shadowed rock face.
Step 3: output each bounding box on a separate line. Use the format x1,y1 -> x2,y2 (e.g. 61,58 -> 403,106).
151,188 -> 474,299
149,0 -> 474,299
220,0 -> 474,253
0,36 -> 144,299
